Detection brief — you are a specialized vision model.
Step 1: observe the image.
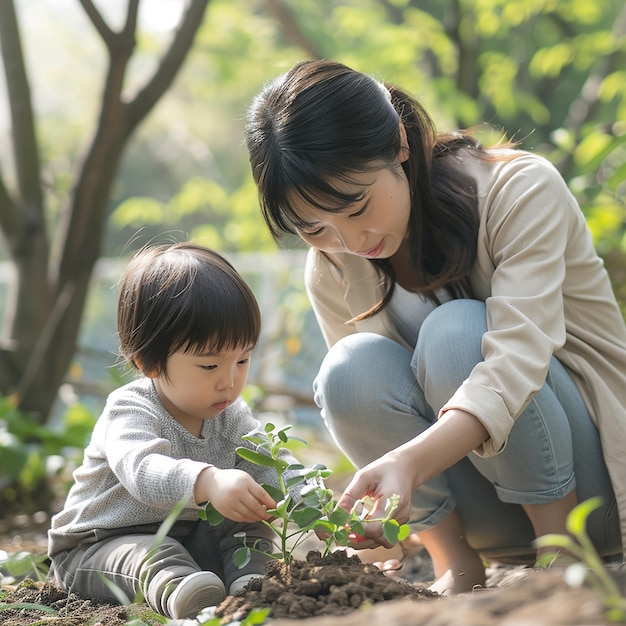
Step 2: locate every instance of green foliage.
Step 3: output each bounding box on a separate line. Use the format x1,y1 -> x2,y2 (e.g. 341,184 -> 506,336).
534,497 -> 626,622
99,0 -> 626,277
196,607 -> 271,625
200,423 -> 410,566
0,396 -> 96,514
0,551 -> 49,583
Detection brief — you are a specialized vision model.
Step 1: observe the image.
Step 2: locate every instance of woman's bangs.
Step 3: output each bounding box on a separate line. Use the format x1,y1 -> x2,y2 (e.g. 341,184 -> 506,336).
280,175 -> 367,231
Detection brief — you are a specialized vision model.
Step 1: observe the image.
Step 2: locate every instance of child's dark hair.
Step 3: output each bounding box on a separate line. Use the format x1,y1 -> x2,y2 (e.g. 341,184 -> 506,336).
117,243 -> 261,377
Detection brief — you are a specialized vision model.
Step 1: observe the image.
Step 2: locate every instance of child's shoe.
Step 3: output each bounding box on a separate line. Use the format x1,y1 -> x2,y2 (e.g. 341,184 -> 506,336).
166,571 -> 226,619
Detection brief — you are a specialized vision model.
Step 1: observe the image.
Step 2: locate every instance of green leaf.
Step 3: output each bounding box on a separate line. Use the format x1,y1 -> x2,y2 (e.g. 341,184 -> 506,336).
566,497 -> 603,537
236,447 -> 288,471
241,607 -> 272,625
241,434 -> 268,446
313,520 -> 335,534
264,422 -> 275,433
332,527 -> 350,545
291,506 -> 323,528
285,474 -> 305,488
201,502 -> 225,526
397,524 -> 411,541
274,497 -> 292,517
328,507 -> 350,527
261,483 -> 284,502
234,546 -> 251,569
533,533 -> 576,550
0,603 -> 58,614
382,519 -> 400,545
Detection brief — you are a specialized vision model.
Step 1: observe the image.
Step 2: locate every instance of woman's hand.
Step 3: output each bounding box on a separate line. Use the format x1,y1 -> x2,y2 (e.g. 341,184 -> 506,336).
195,466 -> 276,523
337,408 -> 489,549
337,449 -> 415,549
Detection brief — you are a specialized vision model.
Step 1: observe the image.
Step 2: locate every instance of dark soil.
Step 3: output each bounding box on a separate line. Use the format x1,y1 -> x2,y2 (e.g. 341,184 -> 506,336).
215,549 -> 439,622
0,550 -> 439,625
0,578 -> 134,626
1,536 -> 624,626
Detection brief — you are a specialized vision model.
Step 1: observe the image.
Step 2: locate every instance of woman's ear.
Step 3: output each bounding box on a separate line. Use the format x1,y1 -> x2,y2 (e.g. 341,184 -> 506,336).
398,121 -> 409,163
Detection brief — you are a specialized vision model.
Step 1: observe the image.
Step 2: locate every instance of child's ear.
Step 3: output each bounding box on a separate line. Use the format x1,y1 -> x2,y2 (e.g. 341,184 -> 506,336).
135,358 -> 157,378
398,121 -> 409,163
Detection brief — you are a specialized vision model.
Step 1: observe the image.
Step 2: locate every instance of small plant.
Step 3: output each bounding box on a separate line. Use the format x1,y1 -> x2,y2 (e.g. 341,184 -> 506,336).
534,497 -> 626,622
0,550 -> 49,583
199,422 -> 410,568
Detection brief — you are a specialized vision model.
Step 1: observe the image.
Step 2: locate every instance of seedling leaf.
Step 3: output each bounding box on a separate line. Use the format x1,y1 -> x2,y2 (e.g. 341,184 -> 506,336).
382,519 -> 400,544
234,546 -> 251,569
236,447 -> 288,471
291,506 -> 323,528
328,507 -> 350,527
201,502 -> 225,526
262,483 -> 283,503
566,496 -> 602,536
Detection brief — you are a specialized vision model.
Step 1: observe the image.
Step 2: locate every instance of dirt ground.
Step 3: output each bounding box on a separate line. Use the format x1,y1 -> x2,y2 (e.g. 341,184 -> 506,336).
2,511 -> 625,625
2,535 -> 625,626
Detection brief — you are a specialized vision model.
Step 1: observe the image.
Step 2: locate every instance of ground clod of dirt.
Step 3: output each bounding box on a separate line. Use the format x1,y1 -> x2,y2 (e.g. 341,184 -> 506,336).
216,549 -> 439,622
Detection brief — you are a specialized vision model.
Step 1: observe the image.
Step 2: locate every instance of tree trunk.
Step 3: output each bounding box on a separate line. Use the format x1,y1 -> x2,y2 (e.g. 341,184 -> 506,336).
0,0 -> 210,423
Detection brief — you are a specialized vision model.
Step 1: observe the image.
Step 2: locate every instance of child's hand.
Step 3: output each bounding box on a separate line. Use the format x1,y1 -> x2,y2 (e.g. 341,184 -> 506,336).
195,467 -> 276,523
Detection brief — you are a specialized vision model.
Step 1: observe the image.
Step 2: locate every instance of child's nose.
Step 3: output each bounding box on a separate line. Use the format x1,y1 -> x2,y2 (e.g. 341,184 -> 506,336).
217,371 -> 235,391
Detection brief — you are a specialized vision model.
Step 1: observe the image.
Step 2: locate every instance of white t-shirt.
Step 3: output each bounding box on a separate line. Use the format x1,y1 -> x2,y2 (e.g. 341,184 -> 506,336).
387,285 -> 451,347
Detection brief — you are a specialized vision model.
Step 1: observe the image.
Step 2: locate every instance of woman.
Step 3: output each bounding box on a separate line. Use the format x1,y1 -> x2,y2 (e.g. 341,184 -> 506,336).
245,59 -> 625,593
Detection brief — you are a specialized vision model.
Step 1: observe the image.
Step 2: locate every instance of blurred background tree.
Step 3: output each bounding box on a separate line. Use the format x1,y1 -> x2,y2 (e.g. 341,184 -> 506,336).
0,0 -> 624,516
0,0 -> 210,423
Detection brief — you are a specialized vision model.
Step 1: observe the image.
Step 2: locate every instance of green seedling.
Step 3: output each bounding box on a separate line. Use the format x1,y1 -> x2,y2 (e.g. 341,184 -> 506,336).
0,550 -> 49,583
199,422 -> 410,567
534,497 -> 626,622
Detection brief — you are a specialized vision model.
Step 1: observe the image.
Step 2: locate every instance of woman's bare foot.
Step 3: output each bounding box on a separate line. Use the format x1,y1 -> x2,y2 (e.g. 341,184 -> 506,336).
419,508 -> 486,595
428,549 -> 486,595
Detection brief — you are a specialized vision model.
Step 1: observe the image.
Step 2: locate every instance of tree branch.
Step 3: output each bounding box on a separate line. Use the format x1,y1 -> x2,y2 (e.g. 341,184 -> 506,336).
78,0 -> 116,47
121,0 -> 140,38
262,0 -> 323,60
0,0 -> 44,226
0,166 -> 17,238
125,0 -> 210,132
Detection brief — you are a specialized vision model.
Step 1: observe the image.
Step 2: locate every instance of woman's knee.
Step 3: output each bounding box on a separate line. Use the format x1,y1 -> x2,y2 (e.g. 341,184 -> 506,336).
313,332 -> 411,416
414,299 -> 487,397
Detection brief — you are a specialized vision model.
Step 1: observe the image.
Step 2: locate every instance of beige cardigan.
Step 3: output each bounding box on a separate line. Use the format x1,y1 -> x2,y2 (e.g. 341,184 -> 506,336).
304,150 -> 626,556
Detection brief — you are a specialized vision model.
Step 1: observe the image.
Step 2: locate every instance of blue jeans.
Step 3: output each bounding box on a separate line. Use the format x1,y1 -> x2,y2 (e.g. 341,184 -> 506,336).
313,300 -> 621,559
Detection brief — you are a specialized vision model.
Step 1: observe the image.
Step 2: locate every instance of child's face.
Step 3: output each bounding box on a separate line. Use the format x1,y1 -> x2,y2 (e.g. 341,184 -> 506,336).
151,344 -> 254,435
293,161 -> 410,260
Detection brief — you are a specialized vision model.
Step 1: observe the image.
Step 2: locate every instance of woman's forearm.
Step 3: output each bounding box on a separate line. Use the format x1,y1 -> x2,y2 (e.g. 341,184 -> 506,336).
394,408 -> 489,489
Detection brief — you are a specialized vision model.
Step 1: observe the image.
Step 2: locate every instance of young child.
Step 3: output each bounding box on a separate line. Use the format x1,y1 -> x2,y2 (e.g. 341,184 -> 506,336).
48,243 -> 304,619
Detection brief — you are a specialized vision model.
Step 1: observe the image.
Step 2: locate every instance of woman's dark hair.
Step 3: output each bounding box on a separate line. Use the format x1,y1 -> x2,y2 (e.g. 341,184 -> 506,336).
246,60 -> 515,315
117,243 -> 261,377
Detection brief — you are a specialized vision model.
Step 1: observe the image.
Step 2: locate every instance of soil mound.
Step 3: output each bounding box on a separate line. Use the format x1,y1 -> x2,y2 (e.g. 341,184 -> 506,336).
216,549 -> 440,622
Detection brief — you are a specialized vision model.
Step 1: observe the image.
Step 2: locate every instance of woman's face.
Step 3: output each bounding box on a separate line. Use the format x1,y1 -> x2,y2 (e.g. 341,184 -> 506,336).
292,160 -> 411,260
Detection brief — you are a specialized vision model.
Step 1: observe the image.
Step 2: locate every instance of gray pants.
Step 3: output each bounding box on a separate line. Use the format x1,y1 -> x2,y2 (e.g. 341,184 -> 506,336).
50,519 -> 275,615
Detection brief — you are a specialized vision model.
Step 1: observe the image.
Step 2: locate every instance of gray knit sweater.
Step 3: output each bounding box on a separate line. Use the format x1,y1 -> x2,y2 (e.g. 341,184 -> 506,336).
48,377 -> 303,557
